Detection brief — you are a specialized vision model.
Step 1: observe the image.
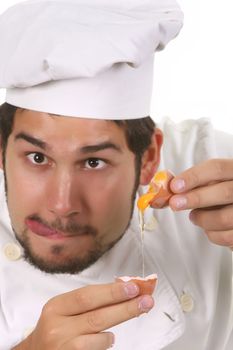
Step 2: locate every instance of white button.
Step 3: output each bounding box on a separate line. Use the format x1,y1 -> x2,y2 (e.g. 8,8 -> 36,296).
23,327 -> 35,339
180,293 -> 194,313
3,243 -> 22,261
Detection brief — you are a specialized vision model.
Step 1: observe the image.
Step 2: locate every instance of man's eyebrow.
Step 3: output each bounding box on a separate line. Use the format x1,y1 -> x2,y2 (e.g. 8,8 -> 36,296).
14,133 -> 122,154
80,142 -> 122,154
14,132 -> 48,150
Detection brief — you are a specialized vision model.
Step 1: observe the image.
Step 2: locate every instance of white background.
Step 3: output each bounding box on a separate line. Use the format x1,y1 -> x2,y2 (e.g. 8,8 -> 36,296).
0,0 -> 232,133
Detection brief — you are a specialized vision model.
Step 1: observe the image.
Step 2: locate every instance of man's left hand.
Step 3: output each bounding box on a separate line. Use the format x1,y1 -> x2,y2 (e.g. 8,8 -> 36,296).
169,159 -> 233,250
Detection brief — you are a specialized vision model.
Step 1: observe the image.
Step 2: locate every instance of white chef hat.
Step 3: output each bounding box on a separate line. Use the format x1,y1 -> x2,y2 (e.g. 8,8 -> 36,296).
0,0 -> 183,119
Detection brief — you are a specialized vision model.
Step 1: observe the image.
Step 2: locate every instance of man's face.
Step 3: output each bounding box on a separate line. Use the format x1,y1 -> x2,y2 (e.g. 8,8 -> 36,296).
3,109 -> 138,274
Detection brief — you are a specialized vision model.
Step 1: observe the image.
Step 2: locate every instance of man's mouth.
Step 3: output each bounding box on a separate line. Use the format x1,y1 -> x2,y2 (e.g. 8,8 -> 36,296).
25,219 -> 77,240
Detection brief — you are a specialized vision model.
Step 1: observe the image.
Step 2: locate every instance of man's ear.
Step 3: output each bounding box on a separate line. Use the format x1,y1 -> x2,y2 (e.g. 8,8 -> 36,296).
139,128 -> 163,186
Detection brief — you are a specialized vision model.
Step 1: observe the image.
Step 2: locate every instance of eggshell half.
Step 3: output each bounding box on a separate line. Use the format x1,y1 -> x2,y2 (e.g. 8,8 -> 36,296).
115,274 -> 157,295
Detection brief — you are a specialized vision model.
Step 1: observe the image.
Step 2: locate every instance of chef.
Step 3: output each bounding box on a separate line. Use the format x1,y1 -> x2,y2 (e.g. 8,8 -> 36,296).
0,1 -> 232,349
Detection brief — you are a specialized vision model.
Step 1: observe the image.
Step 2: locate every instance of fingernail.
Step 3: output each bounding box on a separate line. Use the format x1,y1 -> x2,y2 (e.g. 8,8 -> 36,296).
173,179 -> 185,192
138,295 -> 154,312
173,196 -> 187,209
124,283 -> 139,298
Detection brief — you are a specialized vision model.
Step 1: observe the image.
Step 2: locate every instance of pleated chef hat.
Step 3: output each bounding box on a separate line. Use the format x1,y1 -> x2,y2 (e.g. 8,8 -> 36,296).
0,0 -> 183,119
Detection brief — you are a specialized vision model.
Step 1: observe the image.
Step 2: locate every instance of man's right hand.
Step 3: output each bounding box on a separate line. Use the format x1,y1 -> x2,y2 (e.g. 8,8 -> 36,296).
13,282 -> 154,350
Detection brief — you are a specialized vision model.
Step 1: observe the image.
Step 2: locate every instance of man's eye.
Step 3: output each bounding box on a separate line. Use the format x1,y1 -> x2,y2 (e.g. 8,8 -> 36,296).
27,153 -> 48,165
85,158 -> 106,169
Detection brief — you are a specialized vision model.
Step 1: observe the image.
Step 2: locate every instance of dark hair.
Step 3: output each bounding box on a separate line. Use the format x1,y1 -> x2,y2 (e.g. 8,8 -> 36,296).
113,118 -> 156,173
0,102 -> 155,169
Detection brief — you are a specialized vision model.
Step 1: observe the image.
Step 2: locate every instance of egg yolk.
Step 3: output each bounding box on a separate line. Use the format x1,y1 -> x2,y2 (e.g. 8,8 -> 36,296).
137,192 -> 158,212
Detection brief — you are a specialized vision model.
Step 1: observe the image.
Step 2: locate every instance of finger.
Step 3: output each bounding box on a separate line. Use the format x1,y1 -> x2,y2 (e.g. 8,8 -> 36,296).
75,295 -> 154,335
170,159 -> 233,193
48,282 -> 140,316
63,332 -> 115,350
204,229 -> 233,247
189,205 -> 233,231
170,181 -> 233,211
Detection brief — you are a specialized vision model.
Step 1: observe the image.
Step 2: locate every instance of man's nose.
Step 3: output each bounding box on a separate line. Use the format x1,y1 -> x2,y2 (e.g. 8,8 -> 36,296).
46,170 -> 80,218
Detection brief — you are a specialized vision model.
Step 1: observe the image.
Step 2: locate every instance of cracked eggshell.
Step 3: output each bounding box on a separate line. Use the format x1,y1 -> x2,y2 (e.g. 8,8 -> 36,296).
149,170 -> 174,209
115,274 -> 157,295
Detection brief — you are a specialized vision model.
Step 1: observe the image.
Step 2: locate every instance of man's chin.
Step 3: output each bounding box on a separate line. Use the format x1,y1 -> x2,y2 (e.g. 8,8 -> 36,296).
24,251 -> 104,274
15,233 -> 123,274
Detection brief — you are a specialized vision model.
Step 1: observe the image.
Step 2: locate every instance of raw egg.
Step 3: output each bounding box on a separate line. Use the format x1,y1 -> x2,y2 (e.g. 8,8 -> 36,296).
137,170 -> 174,211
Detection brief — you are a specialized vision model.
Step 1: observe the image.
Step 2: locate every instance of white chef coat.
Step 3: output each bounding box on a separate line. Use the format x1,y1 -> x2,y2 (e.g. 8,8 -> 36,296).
0,117 -> 233,350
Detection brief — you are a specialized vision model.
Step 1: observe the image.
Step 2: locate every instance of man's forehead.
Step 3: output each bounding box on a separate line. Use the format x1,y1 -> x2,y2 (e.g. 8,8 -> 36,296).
12,108 -> 128,149
15,108 -> 116,126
